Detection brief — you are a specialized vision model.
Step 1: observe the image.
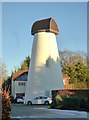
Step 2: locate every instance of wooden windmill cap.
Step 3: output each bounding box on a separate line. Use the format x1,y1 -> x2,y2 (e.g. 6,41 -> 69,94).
31,17 -> 59,35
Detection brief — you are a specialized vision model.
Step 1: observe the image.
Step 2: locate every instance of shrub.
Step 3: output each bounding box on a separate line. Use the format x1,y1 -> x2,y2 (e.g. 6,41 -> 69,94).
2,90 -> 11,120
60,94 -> 69,100
51,90 -> 89,111
55,94 -> 63,105
10,95 -> 15,103
61,97 -> 80,110
60,97 -> 87,111
50,95 -> 63,109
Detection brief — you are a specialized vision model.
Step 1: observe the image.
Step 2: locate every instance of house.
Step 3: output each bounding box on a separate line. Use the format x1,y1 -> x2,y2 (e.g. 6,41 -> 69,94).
11,70 -> 28,98
11,70 -> 74,98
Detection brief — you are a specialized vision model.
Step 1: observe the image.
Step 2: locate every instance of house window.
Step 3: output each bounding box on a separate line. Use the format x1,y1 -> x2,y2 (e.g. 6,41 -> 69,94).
18,82 -> 25,86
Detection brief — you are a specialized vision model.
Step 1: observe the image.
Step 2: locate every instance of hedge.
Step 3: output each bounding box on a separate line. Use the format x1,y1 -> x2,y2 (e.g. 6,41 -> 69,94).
51,89 -> 89,111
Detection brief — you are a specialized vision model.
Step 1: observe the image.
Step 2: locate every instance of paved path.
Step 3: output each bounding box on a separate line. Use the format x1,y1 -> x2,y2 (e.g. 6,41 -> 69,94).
11,104 -> 88,120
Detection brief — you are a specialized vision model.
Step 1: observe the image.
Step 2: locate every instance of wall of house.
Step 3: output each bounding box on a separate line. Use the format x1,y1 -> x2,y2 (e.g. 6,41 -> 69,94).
11,72 -> 28,98
14,81 -> 26,97
11,79 -> 27,98
11,78 -> 15,98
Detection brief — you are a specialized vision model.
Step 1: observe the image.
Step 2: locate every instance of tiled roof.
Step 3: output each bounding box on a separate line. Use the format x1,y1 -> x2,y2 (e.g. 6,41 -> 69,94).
31,17 -> 59,35
12,70 -> 28,80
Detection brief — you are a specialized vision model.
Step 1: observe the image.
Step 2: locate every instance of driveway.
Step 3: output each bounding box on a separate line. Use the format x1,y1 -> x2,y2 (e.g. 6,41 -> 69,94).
11,103 -> 88,120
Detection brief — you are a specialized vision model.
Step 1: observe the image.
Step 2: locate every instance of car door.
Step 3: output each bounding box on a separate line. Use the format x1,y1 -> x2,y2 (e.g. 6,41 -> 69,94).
42,96 -> 47,104
33,97 -> 39,104
33,96 -> 43,104
38,97 -> 43,104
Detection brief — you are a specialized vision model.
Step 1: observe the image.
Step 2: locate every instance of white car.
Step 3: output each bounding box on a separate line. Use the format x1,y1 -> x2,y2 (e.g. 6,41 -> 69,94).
15,96 -> 24,103
27,96 -> 52,105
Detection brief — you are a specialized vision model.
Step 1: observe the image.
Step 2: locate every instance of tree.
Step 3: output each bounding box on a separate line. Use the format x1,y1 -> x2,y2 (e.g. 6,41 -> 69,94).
20,56 -> 30,70
2,90 -> 11,119
14,55 -> 30,72
0,59 -> 8,90
59,50 -> 88,89
59,50 -> 87,70
2,76 -> 11,92
4,55 -> 30,93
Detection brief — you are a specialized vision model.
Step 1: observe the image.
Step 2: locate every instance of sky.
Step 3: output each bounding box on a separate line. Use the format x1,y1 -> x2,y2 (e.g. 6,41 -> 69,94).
2,2 -> 87,75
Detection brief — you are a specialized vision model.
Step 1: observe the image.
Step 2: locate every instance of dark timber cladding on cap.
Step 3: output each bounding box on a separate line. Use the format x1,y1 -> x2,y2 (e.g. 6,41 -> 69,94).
31,17 -> 59,35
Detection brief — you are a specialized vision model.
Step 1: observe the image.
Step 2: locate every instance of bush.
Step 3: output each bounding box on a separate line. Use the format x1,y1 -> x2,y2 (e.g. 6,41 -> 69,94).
55,94 -> 63,105
10,96 -> 15,103
51,90 -> 89,111
50,95 -> 63,109
61,97 -> 80,110
60,97 -> 87,111
2,90 -> 11,120
80,98 -> 86,108
60,94 -> 69,100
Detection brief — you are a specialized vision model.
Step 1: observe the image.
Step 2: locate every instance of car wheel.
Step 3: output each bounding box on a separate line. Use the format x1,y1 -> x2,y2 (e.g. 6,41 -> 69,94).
27,101 -> 32,105
44,101 -> 49,105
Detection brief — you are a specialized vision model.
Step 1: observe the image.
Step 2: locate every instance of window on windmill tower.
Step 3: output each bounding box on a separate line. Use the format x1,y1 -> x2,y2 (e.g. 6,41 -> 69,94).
46,59 -> 49,67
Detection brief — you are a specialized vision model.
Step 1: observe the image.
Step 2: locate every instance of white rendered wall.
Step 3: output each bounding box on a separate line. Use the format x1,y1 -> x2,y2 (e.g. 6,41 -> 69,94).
12,80 -> 26,98
15,81 -> 26,94
25,32 -> 64,103
11,78 -> 15,98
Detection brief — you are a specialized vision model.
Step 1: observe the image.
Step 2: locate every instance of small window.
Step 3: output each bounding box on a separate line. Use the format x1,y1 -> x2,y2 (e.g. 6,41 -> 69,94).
43,97 -> 47,99
35,97 -> 40,100
40,97 -> 42,99
34,97 -> 38,100
18,82 -> 25,86
18,82 -> 20,86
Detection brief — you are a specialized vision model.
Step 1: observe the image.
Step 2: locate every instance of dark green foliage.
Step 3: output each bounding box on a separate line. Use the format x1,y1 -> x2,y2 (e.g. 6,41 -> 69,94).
2,77 -> 11,93
59,97 -> 88,111
51,97 -> 88,111
61,97 -> 81,110
51,90 -> 89,111
10,96 -> 15,103
20,56 -> 30,70
59,50 -> 88,89
15,55 -> 30,72
79,98 -> 86,108
60,94 -> 69,100
13,55 -> 30,74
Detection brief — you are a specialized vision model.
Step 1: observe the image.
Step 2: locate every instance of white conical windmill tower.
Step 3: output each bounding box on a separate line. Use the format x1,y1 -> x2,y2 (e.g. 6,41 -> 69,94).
24,17 -> 64,104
